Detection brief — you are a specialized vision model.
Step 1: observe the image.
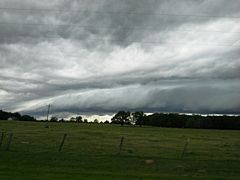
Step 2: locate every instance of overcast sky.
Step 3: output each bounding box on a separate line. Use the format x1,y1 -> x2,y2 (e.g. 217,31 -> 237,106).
0,0 -> 240,117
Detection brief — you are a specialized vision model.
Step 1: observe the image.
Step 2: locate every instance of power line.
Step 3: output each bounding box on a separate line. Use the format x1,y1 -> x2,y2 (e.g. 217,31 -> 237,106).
0,21 -> 240,35
0,7 -> 240,19
0,34 -> 239,48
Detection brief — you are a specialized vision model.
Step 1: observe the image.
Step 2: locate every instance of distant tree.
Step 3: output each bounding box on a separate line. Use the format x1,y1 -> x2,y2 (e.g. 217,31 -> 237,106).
0,110 -> 22,120
20,115 -> 36,121
132,111 -> 146,127
70,117 -> 76,122
50,116 -> 58,122
59,118 -> 65,122
104,120 -> 110,124
83,119 -> 88,123
76,116 -> 83,123
12,112 -> 21,120
111,111 -> 131,127
185,117 -> 196,128
94,119 -> 99,123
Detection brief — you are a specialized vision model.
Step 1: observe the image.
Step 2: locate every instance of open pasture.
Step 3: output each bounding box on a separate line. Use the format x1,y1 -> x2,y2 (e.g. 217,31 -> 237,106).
0,121 -> 239,179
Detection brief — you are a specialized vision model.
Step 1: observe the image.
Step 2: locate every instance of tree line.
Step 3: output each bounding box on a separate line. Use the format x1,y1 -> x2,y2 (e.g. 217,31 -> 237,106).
0,110 -> 35,121
111,111 -> 240,130
1,109 -> 240,130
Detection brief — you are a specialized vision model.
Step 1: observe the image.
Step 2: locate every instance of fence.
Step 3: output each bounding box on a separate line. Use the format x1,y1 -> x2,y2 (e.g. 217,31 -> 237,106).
0,129 -> 238,162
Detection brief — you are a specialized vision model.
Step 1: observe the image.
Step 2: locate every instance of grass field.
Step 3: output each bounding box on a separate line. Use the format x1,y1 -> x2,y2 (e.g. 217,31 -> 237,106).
0,120 -> 240,179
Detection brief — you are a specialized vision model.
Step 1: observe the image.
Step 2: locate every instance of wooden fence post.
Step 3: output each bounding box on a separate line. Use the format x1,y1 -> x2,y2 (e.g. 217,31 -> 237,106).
118,136 -> 124,155
58,133 -> 67,152
181,138 -> 190,158
6,133 -> 13,151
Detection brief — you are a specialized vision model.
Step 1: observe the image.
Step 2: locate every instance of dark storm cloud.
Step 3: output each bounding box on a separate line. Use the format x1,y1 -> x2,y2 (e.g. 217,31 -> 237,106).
0,0 -> 240,116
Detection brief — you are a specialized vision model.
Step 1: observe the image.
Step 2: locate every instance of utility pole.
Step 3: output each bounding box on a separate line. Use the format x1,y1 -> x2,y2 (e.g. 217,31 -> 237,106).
46,104 -> 51,121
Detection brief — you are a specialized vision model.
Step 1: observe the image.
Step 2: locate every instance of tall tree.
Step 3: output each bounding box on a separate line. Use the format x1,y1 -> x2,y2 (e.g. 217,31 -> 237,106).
76,116 -> 83,123
132,111 -> 146,127
111,111 -> 131,126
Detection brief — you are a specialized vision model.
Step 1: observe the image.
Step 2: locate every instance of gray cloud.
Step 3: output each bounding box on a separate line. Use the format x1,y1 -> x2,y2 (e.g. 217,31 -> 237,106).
0,0 -> 240,116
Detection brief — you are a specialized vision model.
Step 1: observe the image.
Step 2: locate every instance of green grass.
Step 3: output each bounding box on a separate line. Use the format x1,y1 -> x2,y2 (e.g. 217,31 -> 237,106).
0,121 -> 240,179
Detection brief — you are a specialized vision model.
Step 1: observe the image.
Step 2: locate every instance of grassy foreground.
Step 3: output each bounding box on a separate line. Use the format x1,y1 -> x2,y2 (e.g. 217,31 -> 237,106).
0,121 -> 239,179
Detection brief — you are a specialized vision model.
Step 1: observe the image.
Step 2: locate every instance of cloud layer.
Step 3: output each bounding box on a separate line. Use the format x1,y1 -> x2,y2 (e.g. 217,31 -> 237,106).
0,0 -> 240,116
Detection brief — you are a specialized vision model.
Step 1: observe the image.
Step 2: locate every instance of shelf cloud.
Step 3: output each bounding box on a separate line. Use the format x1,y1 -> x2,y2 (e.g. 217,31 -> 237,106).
0,0 -> 240,116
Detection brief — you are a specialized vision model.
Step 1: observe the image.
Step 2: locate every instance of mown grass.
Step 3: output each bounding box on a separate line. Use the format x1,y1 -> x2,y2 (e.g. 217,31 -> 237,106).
0,120 -> 239,179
